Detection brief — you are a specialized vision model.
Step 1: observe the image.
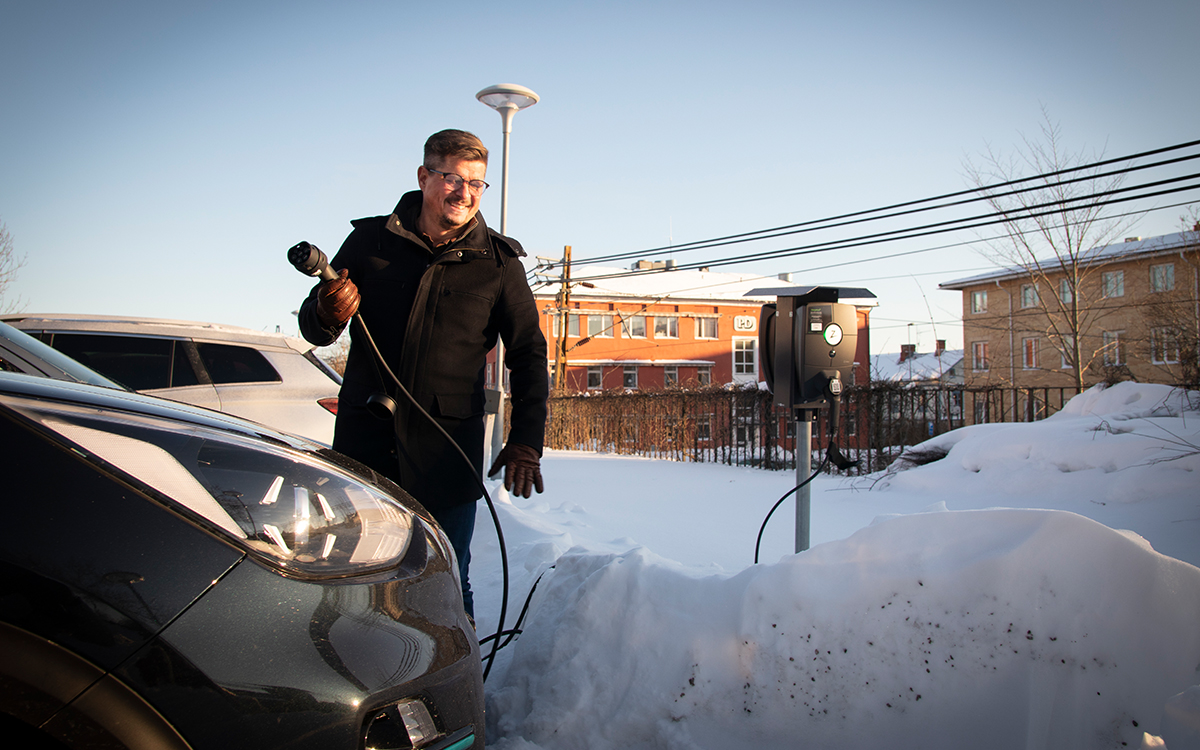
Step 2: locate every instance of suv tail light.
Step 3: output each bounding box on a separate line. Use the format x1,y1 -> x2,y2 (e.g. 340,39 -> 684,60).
318,397 -> 339,415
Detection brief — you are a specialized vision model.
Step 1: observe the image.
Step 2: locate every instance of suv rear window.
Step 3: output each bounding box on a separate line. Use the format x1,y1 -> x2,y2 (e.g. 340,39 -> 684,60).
49,333 -> 199,390
196,343 -> 280,384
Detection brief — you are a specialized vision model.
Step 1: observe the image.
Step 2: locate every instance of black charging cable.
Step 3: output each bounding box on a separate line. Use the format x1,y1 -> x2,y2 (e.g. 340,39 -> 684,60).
753,382 -> 859,565
288,242 -> 513,681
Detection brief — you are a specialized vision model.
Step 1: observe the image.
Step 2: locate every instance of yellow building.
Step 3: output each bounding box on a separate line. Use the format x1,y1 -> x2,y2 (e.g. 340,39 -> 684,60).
939,231 -> 1199,391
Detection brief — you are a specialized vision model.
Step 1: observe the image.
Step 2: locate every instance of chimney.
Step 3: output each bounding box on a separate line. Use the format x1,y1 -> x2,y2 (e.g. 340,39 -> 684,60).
935,339 -> 946,356
899,343 -> 916,363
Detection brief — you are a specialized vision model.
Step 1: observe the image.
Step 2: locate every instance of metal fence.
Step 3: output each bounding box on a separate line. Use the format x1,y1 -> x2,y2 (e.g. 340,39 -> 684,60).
543,383 -> 1082,474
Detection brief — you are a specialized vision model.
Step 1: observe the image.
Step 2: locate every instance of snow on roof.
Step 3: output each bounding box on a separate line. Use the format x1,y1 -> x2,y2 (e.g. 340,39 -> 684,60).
939,230 -> 1198,290
532,265 -> 878,305
872,348 -> 963,382
531,264 -> 794,303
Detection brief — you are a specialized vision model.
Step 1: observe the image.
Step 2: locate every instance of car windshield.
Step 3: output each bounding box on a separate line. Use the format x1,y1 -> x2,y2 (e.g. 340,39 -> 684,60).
0,322 -> 127,389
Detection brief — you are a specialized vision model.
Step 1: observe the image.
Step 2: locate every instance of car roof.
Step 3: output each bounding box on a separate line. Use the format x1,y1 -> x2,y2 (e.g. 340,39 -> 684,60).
0,320 -> 126,389
1,314 -> 315,354
0,370 -> 319,448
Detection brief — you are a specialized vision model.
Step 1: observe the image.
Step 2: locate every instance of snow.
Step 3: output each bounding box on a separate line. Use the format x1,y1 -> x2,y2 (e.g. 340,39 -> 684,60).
471,382 -> 1200,749
871,349 -> 963,383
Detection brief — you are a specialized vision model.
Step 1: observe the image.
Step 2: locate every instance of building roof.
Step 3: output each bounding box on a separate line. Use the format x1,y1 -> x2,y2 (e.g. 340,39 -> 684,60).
533,265 -> 878,306
871,349 -> 963,382
938,231 -> 1199,290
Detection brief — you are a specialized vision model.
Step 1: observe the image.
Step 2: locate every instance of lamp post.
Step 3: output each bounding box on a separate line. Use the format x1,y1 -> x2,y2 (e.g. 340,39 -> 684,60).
476,83 -> 539,469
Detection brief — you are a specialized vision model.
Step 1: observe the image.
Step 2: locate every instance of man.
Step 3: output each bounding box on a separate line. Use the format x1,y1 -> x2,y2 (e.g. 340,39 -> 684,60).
297,129 -> 549,618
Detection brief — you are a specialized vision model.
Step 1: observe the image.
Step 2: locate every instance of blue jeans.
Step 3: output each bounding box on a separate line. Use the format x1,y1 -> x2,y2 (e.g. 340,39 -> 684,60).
431,502 -> 476,618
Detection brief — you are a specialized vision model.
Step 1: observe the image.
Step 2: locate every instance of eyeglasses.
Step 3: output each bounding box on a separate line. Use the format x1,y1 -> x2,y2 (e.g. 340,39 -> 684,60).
425,167 -> 489,195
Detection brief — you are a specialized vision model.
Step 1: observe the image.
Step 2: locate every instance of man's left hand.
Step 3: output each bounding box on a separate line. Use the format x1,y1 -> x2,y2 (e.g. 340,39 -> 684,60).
487,442 -> 544,498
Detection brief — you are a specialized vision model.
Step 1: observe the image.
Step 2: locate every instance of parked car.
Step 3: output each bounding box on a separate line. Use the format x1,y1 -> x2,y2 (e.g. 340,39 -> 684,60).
1,314 -> 340,444
0,370 -> 484,750
0,320 -> 124,389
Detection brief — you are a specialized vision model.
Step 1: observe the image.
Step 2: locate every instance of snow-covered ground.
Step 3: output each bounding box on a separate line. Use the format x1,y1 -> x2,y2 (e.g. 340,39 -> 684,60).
470,382 -> 1200,749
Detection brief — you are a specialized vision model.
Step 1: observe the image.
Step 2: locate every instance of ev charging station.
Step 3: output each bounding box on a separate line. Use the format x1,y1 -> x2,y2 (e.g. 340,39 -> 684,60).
751,285 -> 870,553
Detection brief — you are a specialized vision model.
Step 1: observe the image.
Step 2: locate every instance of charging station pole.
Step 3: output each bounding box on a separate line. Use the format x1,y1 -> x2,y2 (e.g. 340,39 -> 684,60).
796,409 -> 812,552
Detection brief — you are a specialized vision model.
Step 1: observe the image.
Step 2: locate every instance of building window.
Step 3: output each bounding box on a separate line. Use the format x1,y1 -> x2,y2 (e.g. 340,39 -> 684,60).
698,366 -> 712,385
1060,335 -> 1075,370
1020,284 -> 1039,309
696,415 -> 712,441
622,314 -> 646,338
1059,278 -> 1073,305
1102,330 -> 1125,366
664,365 -> 678,386
588,314 -> 613,338
1101,271 -> 1125,298
696,317 -> 718,339
971,341 -> 989,371
1151,328 -> 1180,364
587,366 -> 602,389
1150,263 -> 1175,293
654,315 -> 678,339
733,338 -> 756,376
970,290 -> 988,314
623,365 -> 638,388
1022,337 -> 1039,369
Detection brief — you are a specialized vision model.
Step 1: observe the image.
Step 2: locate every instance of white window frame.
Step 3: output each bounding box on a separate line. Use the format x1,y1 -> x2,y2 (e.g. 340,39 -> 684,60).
622,314 -> 646,338
732,337 -> 757,381
698,366 -> 712,385
971,341 -> 989,371
623,365 -> 638,389
1101,271 -> 1125,299
1150,263 -> 1175,293
1151,327 -> 1180,364
654,315 -> 679,339
1060,335 -> 1075,370
1022,337 -> 1039,370
695,317 -> 718,339
588,314 -> 614,339
586,366 -> 602,389
1102,330 -> 1125,366
664,364 -> 678,386
1020,284 -> 1039,309
1059,278 -> 1073,305
970,290 -> 988,314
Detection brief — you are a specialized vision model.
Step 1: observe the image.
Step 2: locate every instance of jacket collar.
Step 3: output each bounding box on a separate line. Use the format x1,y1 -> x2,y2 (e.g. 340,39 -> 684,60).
385,191 -> 490,255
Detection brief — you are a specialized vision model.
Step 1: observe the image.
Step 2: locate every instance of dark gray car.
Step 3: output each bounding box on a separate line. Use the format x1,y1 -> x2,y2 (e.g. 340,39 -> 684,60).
0,371 -> 484,749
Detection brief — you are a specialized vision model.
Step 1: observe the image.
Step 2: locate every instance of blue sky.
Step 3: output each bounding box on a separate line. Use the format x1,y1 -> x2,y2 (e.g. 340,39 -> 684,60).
2,0 -> 1197,354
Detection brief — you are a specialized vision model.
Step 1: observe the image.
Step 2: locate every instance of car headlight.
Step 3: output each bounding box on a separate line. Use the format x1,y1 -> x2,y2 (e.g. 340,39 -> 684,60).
6,395 -> 414,579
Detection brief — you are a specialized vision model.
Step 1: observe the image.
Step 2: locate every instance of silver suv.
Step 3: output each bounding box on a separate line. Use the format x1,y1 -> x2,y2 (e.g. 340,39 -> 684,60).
3,314 -> 340,444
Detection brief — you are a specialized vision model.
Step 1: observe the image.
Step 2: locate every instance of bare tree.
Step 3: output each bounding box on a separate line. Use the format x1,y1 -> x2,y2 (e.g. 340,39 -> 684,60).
0,221 -> 26,313
963,111 -> 1139,391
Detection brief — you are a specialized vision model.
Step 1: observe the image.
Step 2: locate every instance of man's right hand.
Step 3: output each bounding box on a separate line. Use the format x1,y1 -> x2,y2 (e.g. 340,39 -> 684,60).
316,268 -> 360,327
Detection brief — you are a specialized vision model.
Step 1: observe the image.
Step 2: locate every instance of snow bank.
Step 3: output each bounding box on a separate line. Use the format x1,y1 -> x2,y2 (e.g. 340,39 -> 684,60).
479,383 -> 1200,749
487,510 -> 1200,749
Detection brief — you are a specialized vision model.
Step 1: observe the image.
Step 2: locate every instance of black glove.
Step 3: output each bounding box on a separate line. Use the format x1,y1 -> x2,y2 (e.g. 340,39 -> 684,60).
316,268 -> 360,327
487,442 -> 544,498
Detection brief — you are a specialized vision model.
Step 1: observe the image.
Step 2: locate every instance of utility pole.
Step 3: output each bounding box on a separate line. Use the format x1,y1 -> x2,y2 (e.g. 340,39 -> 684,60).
554,245 -> 572,390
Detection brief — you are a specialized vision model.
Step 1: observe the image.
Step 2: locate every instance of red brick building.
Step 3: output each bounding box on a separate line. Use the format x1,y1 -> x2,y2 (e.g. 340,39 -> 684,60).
522,264 -> 875,392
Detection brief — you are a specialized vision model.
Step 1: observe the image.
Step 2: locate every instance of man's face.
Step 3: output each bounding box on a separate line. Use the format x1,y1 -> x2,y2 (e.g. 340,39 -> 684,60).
417,156 -> 487,235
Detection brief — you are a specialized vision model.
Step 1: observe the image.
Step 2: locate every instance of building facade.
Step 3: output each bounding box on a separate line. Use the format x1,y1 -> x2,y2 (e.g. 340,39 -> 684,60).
524,264 -> 875,393
940,231 -> 1199,391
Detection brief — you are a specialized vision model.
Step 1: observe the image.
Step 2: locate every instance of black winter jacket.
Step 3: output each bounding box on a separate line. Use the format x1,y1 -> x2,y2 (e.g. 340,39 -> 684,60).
298,192 -> 549,512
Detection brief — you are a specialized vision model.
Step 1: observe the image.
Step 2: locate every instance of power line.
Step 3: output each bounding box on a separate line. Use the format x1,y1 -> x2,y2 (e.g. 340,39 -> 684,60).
558,138 -> 1200,269
572,181 -> 1200,282
576,148 -> 1200,267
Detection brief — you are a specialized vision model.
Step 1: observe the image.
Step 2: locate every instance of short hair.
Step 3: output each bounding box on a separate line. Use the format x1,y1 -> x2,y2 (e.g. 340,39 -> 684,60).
424,130 -> 488,166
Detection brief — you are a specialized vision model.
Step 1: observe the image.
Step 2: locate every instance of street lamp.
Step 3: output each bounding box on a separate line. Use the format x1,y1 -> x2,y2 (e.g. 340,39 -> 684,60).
476,83 -> 540,235
476,83 -> 539,468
